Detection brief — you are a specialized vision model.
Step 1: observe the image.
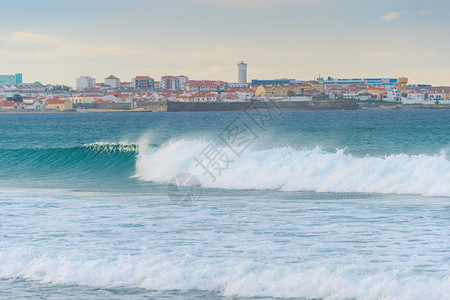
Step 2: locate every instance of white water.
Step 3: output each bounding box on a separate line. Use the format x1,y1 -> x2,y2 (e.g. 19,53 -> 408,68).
1,248 -> 449,299
136,139 -> 450,197
0,189 -> 449,300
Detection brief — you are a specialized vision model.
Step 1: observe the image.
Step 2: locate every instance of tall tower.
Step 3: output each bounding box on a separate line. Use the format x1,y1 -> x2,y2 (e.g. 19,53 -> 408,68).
397,77 -> 408,96
237,61 -> 247,85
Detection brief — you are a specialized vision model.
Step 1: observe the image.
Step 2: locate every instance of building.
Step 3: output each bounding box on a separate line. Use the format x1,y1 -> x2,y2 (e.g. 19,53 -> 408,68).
255,83 -> 324,97
188,93 -> 218,102
320,77 -> 397,87
70,94 -> 103,104
45,98 -> 73,111
22,98 -> 45,110
0,73 -> 23,86
0,102 -> 20,110
103,91 -> 133,103
3,84 -> 48,99
386,89 -> 401,102
160,75 -> 189,91
228,82 -> 250,89
403,91 -> 425,104
251,79 -> 294,86
132,76 -> 154,89
341,88 -> 359,99
120,82 -> 132,88
76,76 -> 96,90
184,80 -> 227,93
105,75 -> 120,88
237,61 -> 247,85
307,81 -> 326,93
362,86 -> 387,99
428,91 -> 444,101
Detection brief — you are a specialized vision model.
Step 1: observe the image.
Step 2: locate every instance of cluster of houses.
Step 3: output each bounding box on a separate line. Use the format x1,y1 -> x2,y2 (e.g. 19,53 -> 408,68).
1,74 -> 449,112
325,83 -> 450,104
0,86 -> 135,112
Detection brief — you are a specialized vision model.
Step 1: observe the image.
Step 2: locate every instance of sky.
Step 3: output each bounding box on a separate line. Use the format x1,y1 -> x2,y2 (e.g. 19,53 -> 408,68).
1,0 -> 450,87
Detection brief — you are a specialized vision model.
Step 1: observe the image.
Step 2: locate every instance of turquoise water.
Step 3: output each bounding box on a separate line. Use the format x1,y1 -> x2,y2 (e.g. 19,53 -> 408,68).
0,110 -> 449,299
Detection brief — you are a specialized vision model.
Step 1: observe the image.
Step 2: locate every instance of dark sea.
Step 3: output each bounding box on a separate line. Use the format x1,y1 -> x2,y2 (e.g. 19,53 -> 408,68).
0,110 -> 449,299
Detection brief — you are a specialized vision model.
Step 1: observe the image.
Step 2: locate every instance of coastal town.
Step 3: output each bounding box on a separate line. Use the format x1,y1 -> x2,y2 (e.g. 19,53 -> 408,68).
0,62 -> 448,112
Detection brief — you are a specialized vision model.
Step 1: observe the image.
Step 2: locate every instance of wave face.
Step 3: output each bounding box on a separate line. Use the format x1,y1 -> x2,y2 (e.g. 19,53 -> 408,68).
0,143 -> 139,188
136,139 -> 450,197
0,143 -> 137,172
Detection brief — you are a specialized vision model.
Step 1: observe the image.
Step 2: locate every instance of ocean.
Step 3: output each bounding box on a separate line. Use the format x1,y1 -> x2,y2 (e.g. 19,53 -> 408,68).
0,110 -> 449,300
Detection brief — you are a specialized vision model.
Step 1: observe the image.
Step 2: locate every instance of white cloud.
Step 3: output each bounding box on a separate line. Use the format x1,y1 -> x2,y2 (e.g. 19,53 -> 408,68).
420,11 -> 432,15
381,12 -> 400,22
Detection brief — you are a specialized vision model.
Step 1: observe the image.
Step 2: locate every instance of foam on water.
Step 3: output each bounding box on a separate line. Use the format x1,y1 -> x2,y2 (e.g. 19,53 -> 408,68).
0,248 -> 449,300
136,139 -> 450,197
1,186 -> 447,300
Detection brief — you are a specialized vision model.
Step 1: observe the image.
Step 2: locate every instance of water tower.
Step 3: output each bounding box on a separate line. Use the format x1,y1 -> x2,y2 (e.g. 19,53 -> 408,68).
398,77 -> 408,96
237,61 -> 247,85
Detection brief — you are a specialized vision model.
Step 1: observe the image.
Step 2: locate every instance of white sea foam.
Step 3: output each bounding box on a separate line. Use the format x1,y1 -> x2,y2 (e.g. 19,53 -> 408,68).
0,248 -> 448,300
135,139 -> 450,197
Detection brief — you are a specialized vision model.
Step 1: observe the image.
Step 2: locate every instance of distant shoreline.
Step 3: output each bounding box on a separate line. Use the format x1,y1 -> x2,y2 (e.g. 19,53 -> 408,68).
2,103 -> 450,113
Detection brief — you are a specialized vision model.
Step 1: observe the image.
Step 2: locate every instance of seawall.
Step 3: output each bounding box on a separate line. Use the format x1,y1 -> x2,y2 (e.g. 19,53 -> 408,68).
138,100 -> 358,112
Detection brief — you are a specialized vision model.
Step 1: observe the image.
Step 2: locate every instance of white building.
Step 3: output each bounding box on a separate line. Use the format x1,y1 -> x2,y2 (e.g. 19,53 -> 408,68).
402,91 -> 425,104
160,75 -> 189,91
341,88 -> 359,99
22,98 -> 46,110
228,83 -> 250,89
132,76 -> 154,89
184,81 -> 227,92
428,91 -> 444,101
76,76 -> 96,90
191,93 -> 218,102
385,89 -> 401,102
105,75 -> 120,88
177,75 -> 188,89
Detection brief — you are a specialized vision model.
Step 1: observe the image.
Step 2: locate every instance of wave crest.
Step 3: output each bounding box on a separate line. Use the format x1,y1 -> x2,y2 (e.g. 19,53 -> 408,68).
135,139 -> 450,197
83,143 -> 140,153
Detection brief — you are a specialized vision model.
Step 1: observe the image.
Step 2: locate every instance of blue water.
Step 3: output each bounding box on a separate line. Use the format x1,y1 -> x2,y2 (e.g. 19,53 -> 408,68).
0,110 -> 449,299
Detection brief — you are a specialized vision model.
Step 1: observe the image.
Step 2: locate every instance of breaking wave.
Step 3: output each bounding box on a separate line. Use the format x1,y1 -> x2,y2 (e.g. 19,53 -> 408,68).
136,139 -> 450,197
2,138 -> 450,197
0,247 -> 448,299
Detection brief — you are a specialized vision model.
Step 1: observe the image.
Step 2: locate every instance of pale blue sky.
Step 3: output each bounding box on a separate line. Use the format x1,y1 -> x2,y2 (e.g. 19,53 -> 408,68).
1,0 -> 449,86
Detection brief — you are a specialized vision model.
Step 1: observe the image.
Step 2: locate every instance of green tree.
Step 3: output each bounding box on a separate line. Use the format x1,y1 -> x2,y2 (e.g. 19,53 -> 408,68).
50,84 -> 73,92
6,94 -> 23,102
